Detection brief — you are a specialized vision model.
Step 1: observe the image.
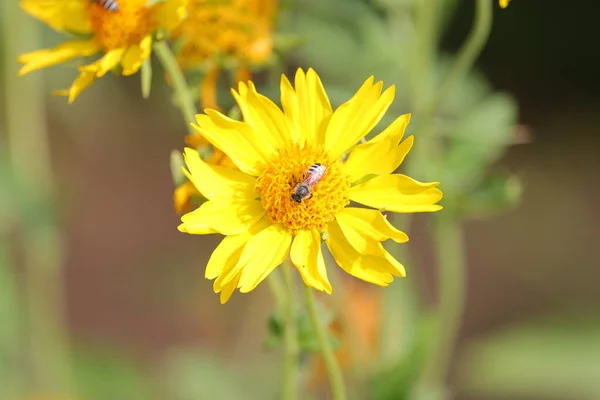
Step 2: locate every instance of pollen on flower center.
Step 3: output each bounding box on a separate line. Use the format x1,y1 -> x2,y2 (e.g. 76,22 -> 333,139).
87,0 -> 155,50
255,145 -> 351,234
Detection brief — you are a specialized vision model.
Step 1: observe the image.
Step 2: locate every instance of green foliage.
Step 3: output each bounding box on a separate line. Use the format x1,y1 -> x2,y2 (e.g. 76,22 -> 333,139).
369,314 -> 437,400
141,57 -> 153,99
265,309 -> 340,353
457,317 -> 600,399
72,345 -> 154,400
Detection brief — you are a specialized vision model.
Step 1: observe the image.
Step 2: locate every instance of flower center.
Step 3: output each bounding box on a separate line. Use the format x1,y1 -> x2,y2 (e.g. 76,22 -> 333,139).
87,0 -> 155,50
256,145 -> 350,234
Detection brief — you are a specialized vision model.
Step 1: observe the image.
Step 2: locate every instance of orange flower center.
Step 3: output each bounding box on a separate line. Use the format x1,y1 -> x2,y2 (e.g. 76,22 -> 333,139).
87,0 -> 156,50
255,145 -> 350,234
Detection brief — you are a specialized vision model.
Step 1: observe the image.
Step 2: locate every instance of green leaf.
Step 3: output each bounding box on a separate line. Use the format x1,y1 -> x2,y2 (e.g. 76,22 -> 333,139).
141,57 -> 152,99
460,173 -> 522,218
170,150 -> 186,186
457,317 -> 600,399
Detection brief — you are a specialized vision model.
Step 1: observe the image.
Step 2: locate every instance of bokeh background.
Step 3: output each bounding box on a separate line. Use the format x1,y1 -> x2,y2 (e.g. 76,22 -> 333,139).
1,0 -> 599,399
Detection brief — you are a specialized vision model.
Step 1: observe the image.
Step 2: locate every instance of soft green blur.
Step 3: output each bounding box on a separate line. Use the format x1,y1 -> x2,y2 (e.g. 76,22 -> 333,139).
1,0 -> 599,400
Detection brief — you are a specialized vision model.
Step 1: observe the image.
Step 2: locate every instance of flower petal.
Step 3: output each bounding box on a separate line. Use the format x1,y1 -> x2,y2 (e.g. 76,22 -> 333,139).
178,198 -> 265,235
121,36 -> 152,76
349,174 -> 443,213
182,147 -> 256,200
18,40 -> 100,76
52,69 -> 97,103
326,221 -> 403,286
236,224 -> 292,293
218,272 -> 241,304
21,0 -> 91,34
336,208 -> 408,255
290,229 -> 332,294
344,114 -> 413,182
206,233 -> 251,280
173,181 -> 197,214
193,111 -> 270,176
81,48 -> 126,77
233,81 -> 290,150
324,78 -> 395,159
280,68 -> 332,146
152,0 -> 188,30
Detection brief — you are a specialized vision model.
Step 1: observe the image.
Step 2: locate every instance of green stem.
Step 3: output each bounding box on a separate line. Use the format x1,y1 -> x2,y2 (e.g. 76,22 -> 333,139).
304,286 -> 346,400
417,212 -> 466,397
153,41 -> 198,131
424,0 -> 493,118
2,0 -> 72,395
280,263 -> 299,400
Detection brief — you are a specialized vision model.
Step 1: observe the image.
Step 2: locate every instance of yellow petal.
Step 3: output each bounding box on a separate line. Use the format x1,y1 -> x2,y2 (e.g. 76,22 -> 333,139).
21,0 -> 91,34
290,229 -> 332,294
201,66 -> 221,111
326,221 -> 403,286
152,0 -> 188,30
499,0 -> 511,8
121,36 -> 152,76
52,69 -> 97,103
18,40 -> 100,76
324,78 -> 395,159
193,111 -> 269,176
178,198 -> 265,235
336,208 -> 408,253
349,174 -> 443,213
233,81 -> 290,150
280,68 -> 332,145
218,273 -> 241,304
236,224 -> 292,293
344,114 -> 413,182
80,48 -> 126,77
182,148 -> 256,200
206,233 -> 250,280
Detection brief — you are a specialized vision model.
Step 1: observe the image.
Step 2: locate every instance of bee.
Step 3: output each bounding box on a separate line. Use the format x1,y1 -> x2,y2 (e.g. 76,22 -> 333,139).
90,0 -> 119,12
291,163 -> 326,204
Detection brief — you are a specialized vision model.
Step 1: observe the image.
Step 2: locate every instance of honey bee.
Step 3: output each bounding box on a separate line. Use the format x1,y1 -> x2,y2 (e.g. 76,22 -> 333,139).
90,0 -> 119,11
291,163 -> 326,204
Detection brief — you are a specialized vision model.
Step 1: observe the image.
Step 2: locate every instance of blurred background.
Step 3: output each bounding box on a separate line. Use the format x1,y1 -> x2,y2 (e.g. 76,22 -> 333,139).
1,0 -> 599,399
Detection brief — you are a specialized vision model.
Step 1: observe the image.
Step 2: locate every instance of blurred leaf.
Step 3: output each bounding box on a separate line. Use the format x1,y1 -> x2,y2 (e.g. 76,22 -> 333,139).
460,173 -> 522,218
457,317 -> 600,400
141,58 -> 152,99
72,346 -> 153,400
170,150 -> 186,185
369,313 -> 437,400
442,92 -> 518,192
164,348 -> 279,400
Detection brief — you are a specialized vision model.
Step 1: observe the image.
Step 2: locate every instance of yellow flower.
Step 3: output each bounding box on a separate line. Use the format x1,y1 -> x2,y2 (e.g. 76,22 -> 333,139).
179,68 -> 443,303
18,0 -> 187,102
172,0 -> 277,109
499,0 -> 511,8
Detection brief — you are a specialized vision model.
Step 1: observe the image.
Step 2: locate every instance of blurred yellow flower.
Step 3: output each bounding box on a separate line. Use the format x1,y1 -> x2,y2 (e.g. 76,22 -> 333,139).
178,68 -> 443,303
172,0 -> 277,109
18,0 -> 187,102
499,0 -> 511,8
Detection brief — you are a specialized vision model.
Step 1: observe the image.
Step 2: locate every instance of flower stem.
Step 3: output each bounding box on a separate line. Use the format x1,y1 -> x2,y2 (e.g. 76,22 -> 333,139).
304,285 -> 346,400
416,212 -> 466,398
153,41 -> 198,131
424,0 -> 493,118
2,0 -> 72,395
280,263 -> 299,400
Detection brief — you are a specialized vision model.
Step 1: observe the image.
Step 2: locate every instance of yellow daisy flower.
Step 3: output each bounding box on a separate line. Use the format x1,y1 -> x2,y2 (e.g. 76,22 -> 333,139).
499,0 -> 511,8
179,68 -> 443,303
18,0 -> 187,102
172,0 -> 277,109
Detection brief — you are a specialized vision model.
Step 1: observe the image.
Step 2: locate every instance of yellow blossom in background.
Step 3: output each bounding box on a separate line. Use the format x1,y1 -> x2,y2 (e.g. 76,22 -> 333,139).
18,0 -> 187,102
178,68 -> 443,303
499,0 -> 511,8
172,0 -> 277,109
